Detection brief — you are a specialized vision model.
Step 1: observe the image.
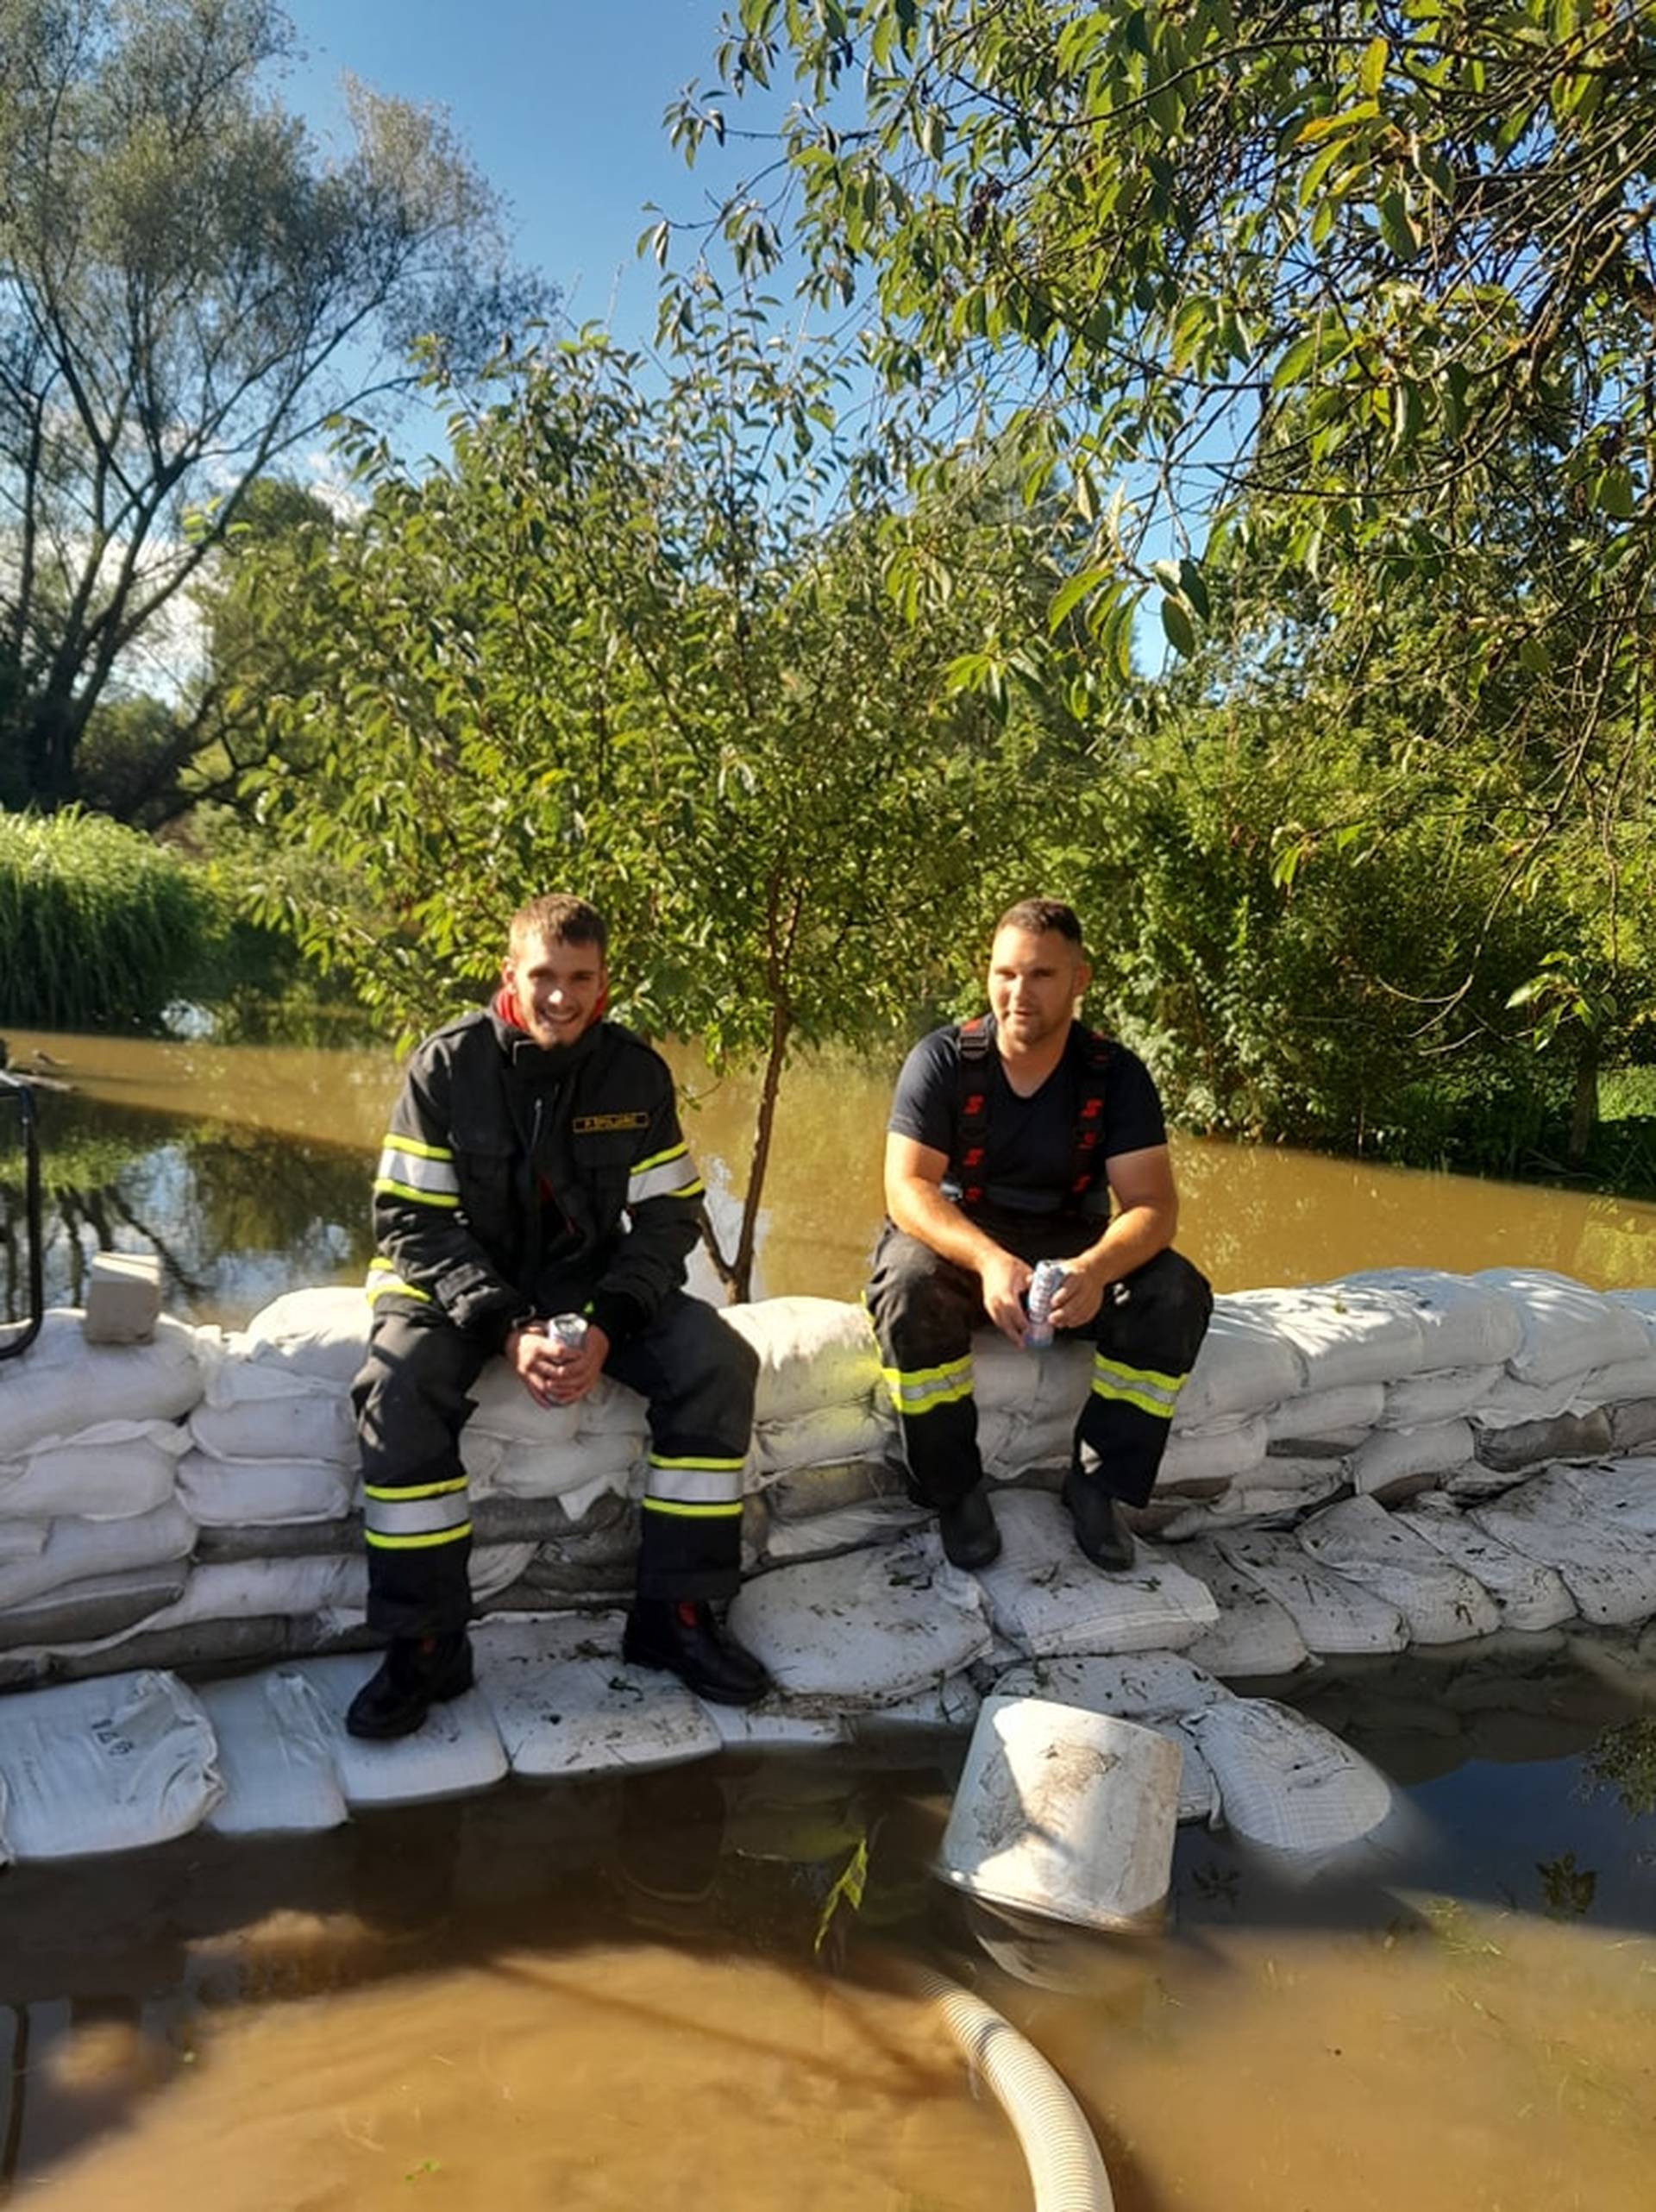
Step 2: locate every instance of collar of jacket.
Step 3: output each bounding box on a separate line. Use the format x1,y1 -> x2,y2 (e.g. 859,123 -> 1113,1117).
486,997 -> 608,1080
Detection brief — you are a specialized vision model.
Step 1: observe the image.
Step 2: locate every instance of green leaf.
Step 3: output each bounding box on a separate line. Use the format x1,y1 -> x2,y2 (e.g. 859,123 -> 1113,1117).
1358,35 -> 1389,97
1160,596 -> 1196,657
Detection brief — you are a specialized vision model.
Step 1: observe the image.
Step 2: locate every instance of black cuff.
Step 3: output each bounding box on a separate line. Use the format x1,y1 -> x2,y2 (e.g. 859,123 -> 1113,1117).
589,1289 -> 648,1347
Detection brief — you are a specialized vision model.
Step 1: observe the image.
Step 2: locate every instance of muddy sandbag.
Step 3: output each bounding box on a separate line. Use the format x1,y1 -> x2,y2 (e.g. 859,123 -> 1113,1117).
1473,1267 -> 1649,1386
1473,1369 -> 1584,1427
1182,1697 -> 1395,1859
1471,1407 -> 1614,1474
1222,1283 -> 1426,1392
0,1567 -> 189,1653
1348,1420 -> 1476,1499
473,1613 -> 722,1777
1157,1414 -> 1270,1486
290,1652 -> 509,1808
0,1670 -> 222,1862
1471,1469 -> 1656,1626
0,1311 -> 207,1458
1393,1492 -> 1576,1632
0,1419 -> 186,1522
1609,1399 -> 1656,1453
752,1400 -> 894,1476
762,1455 -> 910,1522
190,1363 -> 356,1467
199,1668 -> 348,1834
0,1499 -> 195,1612
1217,1530 -> 1410,1655
728,1533 -> 993,1706
1296,1496 -> 1500,1644
178,1449 -> 354,1526
1343,1268 -> 1524,1370
720,1297 -> 881,1421
1155,1475 -> 1346,1543
1381,1365 -> 1504,1427
1172,1538 -> 1312,1678
759,1495 -> 929,1563
1263,1384 -> 1385,1447
1176,1302 -> 1308,1425
973,1492 -> 1218,1659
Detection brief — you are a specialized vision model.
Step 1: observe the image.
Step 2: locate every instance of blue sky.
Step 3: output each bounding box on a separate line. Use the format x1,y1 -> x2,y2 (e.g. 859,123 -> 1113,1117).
279,0 -> 757,349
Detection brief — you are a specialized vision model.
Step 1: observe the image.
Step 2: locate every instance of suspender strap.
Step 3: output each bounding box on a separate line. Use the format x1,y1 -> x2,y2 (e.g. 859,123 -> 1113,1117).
1068,1027 -> 1113,1201
952,1019 -> 1113,1213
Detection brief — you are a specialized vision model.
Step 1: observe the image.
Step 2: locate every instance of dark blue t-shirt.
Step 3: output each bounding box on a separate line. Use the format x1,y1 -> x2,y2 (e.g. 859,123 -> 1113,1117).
888,1018 -> 1167,1215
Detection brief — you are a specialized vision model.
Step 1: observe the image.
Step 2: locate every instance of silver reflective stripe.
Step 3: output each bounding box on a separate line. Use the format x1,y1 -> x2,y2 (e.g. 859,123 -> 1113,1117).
881,1354 -> 974,1413
644,1458 -> 744,1505
363,1486 -> 472,1539
627,1144 -> 705,1205
365,1261 -> 432,1303
375,1142 -> 461,1198
1090,1354 -> 1182,1419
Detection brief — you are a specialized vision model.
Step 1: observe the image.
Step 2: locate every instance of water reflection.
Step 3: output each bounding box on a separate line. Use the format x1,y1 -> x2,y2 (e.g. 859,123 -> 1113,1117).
4,1027 -> 1656,1330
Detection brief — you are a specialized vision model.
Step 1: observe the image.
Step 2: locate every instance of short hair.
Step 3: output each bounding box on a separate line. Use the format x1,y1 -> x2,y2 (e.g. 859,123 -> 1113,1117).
507,893 -> 608,957
994,897 -> 1084,947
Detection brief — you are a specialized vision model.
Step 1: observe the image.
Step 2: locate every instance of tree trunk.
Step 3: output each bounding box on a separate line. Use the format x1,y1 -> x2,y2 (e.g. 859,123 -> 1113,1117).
1567,1038 -> 1600,1166
731,999 -> 792,1304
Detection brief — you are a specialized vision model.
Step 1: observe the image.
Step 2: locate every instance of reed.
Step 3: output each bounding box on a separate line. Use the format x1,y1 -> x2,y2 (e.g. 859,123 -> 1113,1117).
0,808 -> 215,1028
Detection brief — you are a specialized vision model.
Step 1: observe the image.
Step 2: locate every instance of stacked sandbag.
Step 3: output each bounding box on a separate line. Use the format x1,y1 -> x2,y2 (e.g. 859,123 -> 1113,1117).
0,1310 -> 208,1653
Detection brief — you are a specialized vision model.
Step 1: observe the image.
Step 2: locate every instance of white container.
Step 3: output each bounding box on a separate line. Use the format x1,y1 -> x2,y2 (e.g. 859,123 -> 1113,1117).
938,1694 -> 1180,1932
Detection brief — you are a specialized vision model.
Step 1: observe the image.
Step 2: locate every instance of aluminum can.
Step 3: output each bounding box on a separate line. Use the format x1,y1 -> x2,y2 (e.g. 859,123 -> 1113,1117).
1023,1260 -> 1066,1348
547,1311 -> 589,1352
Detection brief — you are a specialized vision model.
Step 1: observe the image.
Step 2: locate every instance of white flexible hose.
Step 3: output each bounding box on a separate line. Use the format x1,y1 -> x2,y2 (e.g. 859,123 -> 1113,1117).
913,1969 -> 1115,2212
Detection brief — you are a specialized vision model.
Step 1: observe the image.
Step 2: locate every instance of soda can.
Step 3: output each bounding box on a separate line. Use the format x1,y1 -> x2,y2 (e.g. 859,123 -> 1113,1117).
547,1311 -> 589,1352
1024,1260 -> 1066,1348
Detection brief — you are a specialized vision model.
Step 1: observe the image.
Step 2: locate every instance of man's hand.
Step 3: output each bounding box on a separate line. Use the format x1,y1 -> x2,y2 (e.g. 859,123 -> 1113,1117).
507,1322 -> 612,1409
980,1248 -> 1034,1344
1048,1257 -> 1107,1333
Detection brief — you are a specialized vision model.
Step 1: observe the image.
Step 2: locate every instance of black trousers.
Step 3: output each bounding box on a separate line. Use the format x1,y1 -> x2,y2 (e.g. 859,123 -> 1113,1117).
865,1214 -> 1213,1512
352,1291 -> 758,1638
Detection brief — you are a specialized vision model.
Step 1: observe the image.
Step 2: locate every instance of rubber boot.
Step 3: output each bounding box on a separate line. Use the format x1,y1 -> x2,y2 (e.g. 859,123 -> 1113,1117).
623,1599 -> 769,1706
346,1631 -> 474,1740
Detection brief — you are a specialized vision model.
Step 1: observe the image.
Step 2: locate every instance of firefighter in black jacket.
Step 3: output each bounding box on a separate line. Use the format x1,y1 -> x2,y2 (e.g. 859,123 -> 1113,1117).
346,893 -> 768,1739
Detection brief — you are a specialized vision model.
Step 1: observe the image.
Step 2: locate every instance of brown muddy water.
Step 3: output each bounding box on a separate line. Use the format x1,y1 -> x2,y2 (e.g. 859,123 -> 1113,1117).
3,1029 -> 1656,2209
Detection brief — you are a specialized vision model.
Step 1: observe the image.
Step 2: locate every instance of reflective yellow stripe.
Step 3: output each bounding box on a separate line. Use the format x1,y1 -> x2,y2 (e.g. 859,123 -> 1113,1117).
364,1479 -> 467,1502
364,1266 -> 432,1303
382,1134 -> 453,1160
881,1354 -> 974,1415
648,1455 -> 746,1472
641,1498 -> 744,1518
629,1145 -> 706,1204
1093,1354 -> 1186,1395
633,1143 -> 688,1174
373,1178 -> 461,1209
365,1524 -> 474,1549
1089,1378 -> 1177,1421
883,1355 -> 973,1389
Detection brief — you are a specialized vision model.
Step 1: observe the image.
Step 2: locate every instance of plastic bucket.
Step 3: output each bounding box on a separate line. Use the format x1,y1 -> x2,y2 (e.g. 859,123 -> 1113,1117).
938,1694 -> 1181,1932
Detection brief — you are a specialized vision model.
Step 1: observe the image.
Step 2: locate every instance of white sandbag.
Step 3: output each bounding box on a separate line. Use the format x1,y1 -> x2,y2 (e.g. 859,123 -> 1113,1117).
1263,1385 -> 1385,1445
1573,1353 -> 1656,1407
1155,1478 -> 1346,1543
469,1543 -> 538,1606
972,1331 -> 1092,1430
1182,1697 -> 1395,1858
1394,1493 -> 1577,1631
0,1499 -> 195,1612
762,1456 -> 909,1522
198,1668 -> 349,1834
0,1566 -> 188,1654
1217,1530 -> 1410,1655
463,1361 -> 584,1446
0,1312 -> 207,1457
472,1615 -> 721,1777
991,1653 -> 1231,1824
759,1496 -> 929,1562
706,1701 -> 848,1750
1176,1303 -> 1308,1425
752,1400 -> 893,1475
1347,1421 -> 1475,1499
1381,1366 -> 1504,1427
973,1492 -> 1218,1659
290,1653 -> 509,1807
1561,1456 -> 1656,1531
178,1450 -> 354,1527
485,1430 -> 640,1502
0,1420 -> 186,1522
1471,1470 -> 1656,1626
728,1534 -> 993,1706
1473,1368 -> 1584,1427
1171,1538 -> 1312,1678
191,1364 -> 356,1467
1473,1267 -> 1650,1386
1344,1269 -> 1524,1370
849,1675 -> 982,1733
1296,1497 -> 1500,1644
0,1670 -> 222,1862
1157,1415 -> 1269,1486
1223,1284 -> 1426,1392
0,1518 -> 45,1559
721,1297 -> 881,1422
240,1285 -> 371,1384
120,1554 -> 366,1635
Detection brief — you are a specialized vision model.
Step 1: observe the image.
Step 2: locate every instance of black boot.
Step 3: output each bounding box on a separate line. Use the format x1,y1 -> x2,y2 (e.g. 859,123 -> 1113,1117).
937,1484 -> 1002,1570
623,1599 -> 769,1706
1062,1472 -> 1137,1573
346,1631 -> 474,1740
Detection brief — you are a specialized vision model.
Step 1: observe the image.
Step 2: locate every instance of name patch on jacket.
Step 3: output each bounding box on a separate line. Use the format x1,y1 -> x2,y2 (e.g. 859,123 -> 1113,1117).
573,1111 -> 650,1134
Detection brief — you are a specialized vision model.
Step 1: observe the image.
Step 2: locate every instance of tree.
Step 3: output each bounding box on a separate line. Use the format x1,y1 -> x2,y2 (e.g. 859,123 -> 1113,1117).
0,0 -> 548,814
246,295 -> 1063,1295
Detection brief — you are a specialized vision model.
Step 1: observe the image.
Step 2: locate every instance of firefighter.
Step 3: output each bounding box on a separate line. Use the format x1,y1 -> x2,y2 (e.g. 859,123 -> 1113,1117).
346,893 -> 768,1738
865,898 -> 1213,1574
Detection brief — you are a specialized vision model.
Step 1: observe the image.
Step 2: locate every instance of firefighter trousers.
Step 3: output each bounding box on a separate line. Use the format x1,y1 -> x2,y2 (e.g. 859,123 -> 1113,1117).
352,1290 -> 758,1638
865,1215 -> 1213,1512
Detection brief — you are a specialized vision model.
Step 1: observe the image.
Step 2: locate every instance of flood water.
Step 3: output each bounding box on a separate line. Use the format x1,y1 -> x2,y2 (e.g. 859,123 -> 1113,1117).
3,1027 -> 1656,2208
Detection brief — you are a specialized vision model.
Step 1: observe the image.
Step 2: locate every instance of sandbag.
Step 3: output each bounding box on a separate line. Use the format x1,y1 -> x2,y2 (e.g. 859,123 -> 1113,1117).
1348,1420 -> 1475,1499
1264,1385 -> 1385,1446
0,1312 -> 206,1458
1344,1269 -> 1523,1370
1472,1408 -> 1613,1474
289,1653 -> 510,1808
1473,1267 -> 1649,1386
1217,1530 -> 1410,1655
1471,1470 -> 1656,1626
1182,1698 -> 1395,1859
473,1614 -> 722,1777
198,1668 -> 348,1834
239,1285 -> 371,1384
0,1567 -> 188,1654
0,1420 -> 186,1522
728,1534 -> 993,1705
1573,1353 -> 1656,1407
1155,1478 -> 1346,1543
1473,1369 -> 1584,1427
720,1297 -> 881,1421
752,1400 -> 893,1475
1223,1283 -> 1426,1392
1158,1415 -> 1270,1486
1609,1400 -> 1656,1454
0,1670 -> 222,1862
762,1456 -> 908,1522
484,1430 -> 640,1505
759,1496 -> 929,1563
972,1492 -> 1218,1659
1296,1496 -> 1501,1644
0,1500 -> 195,1612
1393,1493 -> 1576,1632
190,1364 -> 356,1467
1176,1303 -> 1308,1425
1171,1538 -> 1312,1678
178,1449 -> 354,1526
1381,1366 -> 1504,1428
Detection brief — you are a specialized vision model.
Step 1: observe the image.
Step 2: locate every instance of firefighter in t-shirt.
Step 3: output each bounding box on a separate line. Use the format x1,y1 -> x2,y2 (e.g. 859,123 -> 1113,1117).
866,898 -> 1213,1572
